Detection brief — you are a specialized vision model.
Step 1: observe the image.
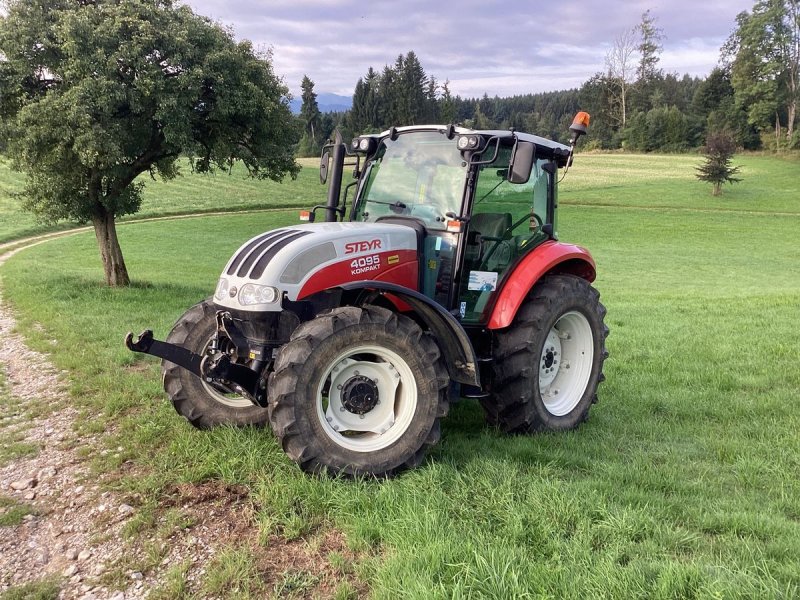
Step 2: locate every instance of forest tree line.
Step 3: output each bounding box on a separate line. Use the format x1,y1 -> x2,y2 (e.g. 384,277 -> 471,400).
297,1 -> 799,156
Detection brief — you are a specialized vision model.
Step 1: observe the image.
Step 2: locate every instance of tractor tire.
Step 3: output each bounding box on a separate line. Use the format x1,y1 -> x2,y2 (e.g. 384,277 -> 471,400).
267,305 -> 449,477
161,299 -> 270,429
482,274 -> 608,433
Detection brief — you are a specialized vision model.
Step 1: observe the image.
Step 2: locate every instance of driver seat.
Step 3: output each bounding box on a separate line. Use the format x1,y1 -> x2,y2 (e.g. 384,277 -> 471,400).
468,212 -> 513,271
470,212 -> 512,241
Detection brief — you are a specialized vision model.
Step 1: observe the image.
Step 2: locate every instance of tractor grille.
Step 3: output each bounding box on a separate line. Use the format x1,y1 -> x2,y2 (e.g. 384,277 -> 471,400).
227,229 -> 312,279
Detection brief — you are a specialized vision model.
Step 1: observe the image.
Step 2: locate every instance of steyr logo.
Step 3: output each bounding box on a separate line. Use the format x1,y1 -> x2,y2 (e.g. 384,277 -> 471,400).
345,239 -> 382,254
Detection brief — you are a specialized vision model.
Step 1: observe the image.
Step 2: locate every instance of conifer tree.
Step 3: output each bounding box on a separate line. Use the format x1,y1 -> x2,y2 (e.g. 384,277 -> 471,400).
298,75 -> 321,156
696,131 -> 742,196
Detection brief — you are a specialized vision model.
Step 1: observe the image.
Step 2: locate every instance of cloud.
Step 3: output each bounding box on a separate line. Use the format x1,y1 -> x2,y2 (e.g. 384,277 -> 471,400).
184,0 -> 754,99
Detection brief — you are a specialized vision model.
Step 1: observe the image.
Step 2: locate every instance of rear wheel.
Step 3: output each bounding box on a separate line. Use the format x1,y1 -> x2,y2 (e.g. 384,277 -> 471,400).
162,299 -> 270,429
482,275 -> 608,432
267,305 -> 449,477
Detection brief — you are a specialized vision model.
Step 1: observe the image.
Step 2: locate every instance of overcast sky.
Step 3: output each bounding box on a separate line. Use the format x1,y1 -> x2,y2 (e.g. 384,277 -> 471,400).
187,0 -> 753,100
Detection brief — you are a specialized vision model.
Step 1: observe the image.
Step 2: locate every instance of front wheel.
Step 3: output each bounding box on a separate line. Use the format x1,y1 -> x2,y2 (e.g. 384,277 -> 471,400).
482,275 -> 608,432
267,305 -> 449,477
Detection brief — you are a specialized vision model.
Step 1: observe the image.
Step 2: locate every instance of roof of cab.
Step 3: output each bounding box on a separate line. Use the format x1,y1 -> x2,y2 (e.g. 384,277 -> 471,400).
362,124 -> 573,167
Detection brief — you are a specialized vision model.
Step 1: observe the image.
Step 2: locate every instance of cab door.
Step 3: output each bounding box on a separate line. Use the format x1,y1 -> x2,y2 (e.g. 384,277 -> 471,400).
457,150 -> 551,323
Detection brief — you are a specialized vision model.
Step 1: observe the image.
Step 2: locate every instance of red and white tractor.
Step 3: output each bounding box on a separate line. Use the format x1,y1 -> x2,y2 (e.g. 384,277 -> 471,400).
126,113 -> 608,477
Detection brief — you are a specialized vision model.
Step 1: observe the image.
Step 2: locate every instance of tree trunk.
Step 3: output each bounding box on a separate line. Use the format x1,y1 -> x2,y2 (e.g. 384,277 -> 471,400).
92,209 -> 130,287
621,85 -> 626,128
713,182 -> 721,196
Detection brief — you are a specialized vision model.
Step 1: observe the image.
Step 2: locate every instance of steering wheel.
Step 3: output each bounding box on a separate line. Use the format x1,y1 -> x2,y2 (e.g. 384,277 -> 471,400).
479,212 -> 543,270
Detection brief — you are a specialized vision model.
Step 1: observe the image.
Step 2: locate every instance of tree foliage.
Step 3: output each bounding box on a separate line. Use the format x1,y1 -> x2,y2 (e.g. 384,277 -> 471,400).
727,0 -> 799,147
696,131 -> 742,196
0,0 -> 299,286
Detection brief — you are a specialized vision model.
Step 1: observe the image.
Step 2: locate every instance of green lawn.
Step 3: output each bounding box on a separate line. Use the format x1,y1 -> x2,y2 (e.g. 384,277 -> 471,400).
0,157 -> 327,244
564,152 -> 800,214
1,154 -> 799,598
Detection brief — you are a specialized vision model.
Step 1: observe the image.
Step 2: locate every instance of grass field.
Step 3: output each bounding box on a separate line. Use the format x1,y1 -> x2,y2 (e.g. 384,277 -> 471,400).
1,153 -> 799,598
1,153 -> 798,244
0,157 -> 327,244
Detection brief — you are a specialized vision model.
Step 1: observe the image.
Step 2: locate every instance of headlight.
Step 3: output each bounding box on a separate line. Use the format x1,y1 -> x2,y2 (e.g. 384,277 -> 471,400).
214,278 -> 229,300
238,283 -> 279,305
457,135 -> 480,150
351,136 -> 376,154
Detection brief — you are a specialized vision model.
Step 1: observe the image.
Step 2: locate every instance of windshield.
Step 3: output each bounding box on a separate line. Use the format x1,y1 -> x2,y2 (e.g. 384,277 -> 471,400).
353,131 -> 467,231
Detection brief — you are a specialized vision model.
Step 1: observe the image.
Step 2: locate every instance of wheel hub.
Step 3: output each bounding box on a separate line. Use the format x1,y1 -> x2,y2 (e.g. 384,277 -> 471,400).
539,330 -> 561,389
341,375 -> 379,414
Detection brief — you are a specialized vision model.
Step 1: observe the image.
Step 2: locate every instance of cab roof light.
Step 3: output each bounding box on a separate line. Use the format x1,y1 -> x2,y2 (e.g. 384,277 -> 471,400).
456,134 -> 482,152
351,136 -> 376,154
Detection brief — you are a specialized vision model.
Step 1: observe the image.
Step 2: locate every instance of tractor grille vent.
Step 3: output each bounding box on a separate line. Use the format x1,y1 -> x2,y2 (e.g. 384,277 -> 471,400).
226,229 -> 312,280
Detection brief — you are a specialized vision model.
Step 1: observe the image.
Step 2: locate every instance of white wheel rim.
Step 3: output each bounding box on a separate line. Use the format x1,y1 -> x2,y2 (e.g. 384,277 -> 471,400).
538,311 -> 594,416
200,337 -> 254,408
315,344 -> 418,452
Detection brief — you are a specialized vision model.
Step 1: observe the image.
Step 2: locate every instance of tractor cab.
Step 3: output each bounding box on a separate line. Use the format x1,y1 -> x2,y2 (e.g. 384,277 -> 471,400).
318,124 -> 577,325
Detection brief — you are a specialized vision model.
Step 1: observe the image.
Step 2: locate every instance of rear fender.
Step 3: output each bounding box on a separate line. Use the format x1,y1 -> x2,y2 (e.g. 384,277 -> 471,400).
338,282 -> 480,387
487,241 -> 596,330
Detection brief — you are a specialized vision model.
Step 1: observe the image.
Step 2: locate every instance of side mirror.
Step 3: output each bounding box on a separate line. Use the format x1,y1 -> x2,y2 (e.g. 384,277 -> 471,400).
319,150 -> 330,184
508,141 -> 535,184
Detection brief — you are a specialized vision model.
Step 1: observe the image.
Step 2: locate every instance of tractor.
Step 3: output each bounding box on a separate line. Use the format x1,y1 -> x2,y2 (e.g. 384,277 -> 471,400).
126,112 -> 608,477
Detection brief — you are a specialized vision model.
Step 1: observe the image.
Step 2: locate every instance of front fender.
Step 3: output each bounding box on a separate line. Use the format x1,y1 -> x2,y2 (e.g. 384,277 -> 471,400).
338,282 -> 480,387
487,241 -> 596,329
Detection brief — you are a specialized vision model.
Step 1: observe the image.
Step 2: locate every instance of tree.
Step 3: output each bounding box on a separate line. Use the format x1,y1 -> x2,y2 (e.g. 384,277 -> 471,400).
349,67 -> 379,133
633,10 -> 665,112
0,0 -> 298,286
579,73 -> 619,147
440,80 -> 456,124
693,67 -> 761,149
727,0 -> 799,146
696,131 -> 742,196
298,75 -> 321,156
605,26 -> 638,128
403,51 -> 429,124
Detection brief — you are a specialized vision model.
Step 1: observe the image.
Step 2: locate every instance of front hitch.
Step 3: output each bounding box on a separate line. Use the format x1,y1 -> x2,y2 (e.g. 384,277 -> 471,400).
125,322 -> 263,405
125,329 -> 204,377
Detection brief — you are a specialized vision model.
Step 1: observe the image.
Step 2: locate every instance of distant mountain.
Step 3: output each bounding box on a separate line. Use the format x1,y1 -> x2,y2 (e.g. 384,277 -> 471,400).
289,93 -> 352,114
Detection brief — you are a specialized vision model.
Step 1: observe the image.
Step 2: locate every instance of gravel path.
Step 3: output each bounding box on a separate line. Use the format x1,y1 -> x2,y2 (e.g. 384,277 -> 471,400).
0,239 -> 234,599
0,232 -> 360,599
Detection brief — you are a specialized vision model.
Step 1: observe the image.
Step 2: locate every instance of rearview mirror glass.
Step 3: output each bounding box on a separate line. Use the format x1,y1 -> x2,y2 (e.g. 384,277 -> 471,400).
508,141 -> 535,184
319,151 -> 330,184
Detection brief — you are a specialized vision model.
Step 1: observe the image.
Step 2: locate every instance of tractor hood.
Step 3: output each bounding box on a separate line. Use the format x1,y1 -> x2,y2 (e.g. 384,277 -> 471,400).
213,222 -> 419,312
